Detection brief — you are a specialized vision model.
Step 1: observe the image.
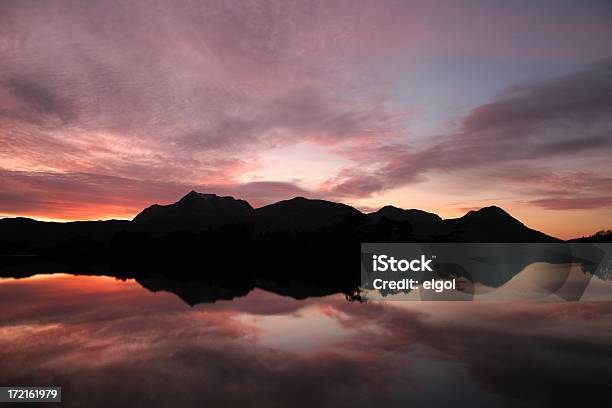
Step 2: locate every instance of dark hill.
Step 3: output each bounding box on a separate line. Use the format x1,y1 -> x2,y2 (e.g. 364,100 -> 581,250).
368,205 -> 441,224
255,197 -> 363,232
2,194 -> 609,306
442,206 -> 558,242
0,217 -> 128,251
570,230 -> 612,242
0,194 -> 580,261
133,191 -> 254,233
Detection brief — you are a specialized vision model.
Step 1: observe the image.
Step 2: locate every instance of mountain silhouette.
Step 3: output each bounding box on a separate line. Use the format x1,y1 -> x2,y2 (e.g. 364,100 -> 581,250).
0,191 -> 582,258
365,205 -> 557,243
440,206 -> 556,242
0,191 -> 605,304
133,191 -> 254,233
570,229 -> 612,243
128,192 -> 554,241
0,217 -> 128,254
1,191 -> 610,304
368,205 -> 441,224
255,197 -> 362,231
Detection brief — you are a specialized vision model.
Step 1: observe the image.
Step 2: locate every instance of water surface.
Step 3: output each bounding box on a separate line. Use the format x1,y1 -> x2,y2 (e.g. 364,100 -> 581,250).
1,274 -> 611,407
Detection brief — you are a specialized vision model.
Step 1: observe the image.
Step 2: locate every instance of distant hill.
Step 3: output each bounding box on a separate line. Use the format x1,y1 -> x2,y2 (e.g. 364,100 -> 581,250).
0,217 -> 129,254
441,206 -> 557,242
570,230 -> 612,242
255,197 -> 362,232
133,191 -> 254,233
132,193 -> 363,233
365,205 -> 557,243
368,205 -> 441,224
3,192 -> 610,303
1,191 -> 598,261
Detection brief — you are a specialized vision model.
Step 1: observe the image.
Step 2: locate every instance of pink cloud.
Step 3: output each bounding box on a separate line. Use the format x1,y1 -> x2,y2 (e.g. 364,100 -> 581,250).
529,197 -> 612,210
1,0 -> 611,224
0,169 -> 316,219
322,59 -> 612,210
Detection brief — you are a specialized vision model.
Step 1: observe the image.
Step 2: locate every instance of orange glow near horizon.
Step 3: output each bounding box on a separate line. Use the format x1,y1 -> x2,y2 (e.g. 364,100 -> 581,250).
1,198 -> 609,240
1,1 -> 611,242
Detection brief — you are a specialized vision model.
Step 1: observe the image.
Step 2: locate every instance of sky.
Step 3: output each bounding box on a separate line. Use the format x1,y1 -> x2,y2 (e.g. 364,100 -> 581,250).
1,0 -> 611,239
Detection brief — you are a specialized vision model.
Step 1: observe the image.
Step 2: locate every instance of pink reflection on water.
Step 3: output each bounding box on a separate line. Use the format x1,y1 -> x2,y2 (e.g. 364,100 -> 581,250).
1,274 -> 612,407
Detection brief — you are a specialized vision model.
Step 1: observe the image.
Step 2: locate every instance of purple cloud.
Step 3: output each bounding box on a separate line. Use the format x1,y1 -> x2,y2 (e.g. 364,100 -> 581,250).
325,59 -> 612,210
1,0 -> 611,226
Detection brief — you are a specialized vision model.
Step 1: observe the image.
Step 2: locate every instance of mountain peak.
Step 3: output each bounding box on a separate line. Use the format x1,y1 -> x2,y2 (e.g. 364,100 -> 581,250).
370,205 -> 442,224
379,205 -> 400,211
449,205 -> 557,242
178,190 -> 219,202
183,190 -> 201,198
462,206 -> 516,222
256,196 -> 362,231
132,191 -> 253,229
477,205 -> 509,215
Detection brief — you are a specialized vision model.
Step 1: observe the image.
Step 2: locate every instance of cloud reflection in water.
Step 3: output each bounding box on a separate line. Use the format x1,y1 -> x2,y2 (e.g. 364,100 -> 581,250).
1,274 -> 611,407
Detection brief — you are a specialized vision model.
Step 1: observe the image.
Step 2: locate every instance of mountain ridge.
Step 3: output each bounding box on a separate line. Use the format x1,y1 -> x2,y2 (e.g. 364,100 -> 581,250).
1,190 -> 604,243
132,191 -> 254,233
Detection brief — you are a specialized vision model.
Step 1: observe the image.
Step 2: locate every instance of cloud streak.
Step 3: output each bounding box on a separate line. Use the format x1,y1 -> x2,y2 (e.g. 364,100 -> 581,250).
325,58 -> 612,211
0,0 -> 611,232
0,169 -> 314,219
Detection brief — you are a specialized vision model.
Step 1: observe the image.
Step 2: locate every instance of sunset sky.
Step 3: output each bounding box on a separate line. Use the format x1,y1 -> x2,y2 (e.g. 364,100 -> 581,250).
1,0 -> 611,239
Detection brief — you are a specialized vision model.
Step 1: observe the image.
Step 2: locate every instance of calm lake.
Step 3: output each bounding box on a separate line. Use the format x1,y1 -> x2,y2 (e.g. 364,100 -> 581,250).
1,273 -> 612,407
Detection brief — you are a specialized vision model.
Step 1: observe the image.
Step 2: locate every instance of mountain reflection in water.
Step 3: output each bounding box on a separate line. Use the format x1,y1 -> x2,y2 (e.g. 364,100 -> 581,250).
1,273 -> 612,407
